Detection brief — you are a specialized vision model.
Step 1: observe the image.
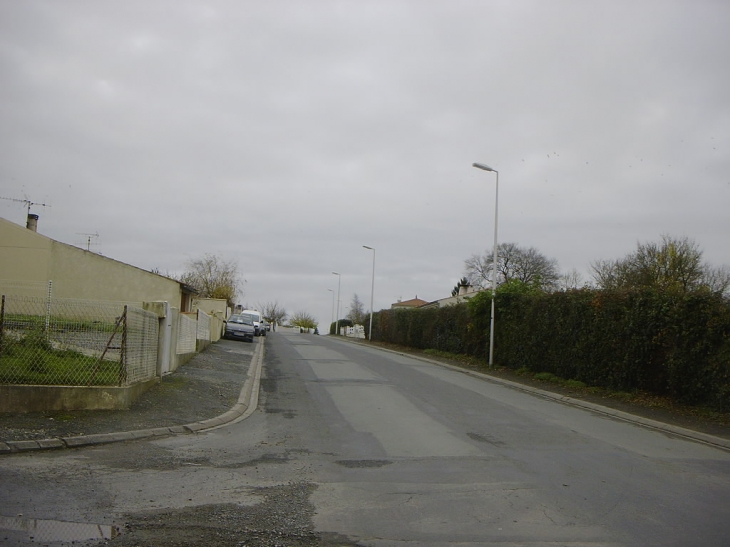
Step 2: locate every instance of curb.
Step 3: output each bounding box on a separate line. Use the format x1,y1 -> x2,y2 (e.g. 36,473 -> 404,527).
0,338 -> 266,454
331,336 -> 730,452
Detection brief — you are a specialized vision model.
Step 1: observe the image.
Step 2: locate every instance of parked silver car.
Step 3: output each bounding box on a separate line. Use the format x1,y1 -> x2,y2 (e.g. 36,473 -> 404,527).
224,314 -> 255,342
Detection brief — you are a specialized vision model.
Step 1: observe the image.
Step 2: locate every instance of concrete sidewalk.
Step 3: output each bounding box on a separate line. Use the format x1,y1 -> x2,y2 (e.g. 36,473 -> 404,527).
0,338 -> 265,454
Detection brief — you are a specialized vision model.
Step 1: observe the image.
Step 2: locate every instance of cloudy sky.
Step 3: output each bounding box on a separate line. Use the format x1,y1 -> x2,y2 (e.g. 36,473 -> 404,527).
1,0 -> 728,327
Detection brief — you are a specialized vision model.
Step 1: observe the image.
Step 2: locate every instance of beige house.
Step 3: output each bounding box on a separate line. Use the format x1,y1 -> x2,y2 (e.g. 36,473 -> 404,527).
391,296 -> 430,309
0,215 -> 229,411
420,284 -> 482,309
0,215 -> 193,309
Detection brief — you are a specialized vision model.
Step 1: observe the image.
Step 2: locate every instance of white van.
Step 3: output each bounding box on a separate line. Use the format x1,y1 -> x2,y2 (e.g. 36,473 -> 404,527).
242,309 -> 265,336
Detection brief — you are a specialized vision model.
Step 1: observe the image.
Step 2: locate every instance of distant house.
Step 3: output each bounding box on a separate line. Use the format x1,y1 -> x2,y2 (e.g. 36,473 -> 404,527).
420,284 -> 482,309
391,296 -> 430,309
0,214 -> 194,310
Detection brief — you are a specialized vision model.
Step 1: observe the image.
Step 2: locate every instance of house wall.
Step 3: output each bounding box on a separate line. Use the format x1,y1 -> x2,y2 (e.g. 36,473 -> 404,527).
0,217 -> 53,294
49,242 -> 182,305
0,216 -> 183,307
193,297 -> 228,319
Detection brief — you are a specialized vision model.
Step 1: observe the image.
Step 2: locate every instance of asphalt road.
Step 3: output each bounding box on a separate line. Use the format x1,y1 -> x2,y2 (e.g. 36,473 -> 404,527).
1,329 -> 729,546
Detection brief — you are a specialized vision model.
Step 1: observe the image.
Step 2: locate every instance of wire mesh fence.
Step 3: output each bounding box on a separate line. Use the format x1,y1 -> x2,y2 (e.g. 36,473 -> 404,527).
0,295 -> 158,386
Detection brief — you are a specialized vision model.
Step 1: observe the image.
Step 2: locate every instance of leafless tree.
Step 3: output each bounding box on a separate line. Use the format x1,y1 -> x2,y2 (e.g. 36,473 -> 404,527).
703,265 -> 730,296
346,294 -> 367,325
464,242 -> 560,291
258,301 -> 287,326
558,268 -> 585,291
178,254 -> 243,308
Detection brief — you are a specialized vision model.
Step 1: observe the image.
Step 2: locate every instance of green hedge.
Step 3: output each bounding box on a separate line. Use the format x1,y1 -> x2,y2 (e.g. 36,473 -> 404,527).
371,289 -> 730,411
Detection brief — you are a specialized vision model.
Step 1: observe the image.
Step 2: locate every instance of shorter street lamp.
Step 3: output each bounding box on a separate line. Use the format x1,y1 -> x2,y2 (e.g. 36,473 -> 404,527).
363,245 -> 375,340
327,289 -> 335,334
332,271 -> 341,335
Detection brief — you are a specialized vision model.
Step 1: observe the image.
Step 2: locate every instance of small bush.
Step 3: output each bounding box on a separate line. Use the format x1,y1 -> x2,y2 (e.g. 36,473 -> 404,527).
534,372 -> 560,383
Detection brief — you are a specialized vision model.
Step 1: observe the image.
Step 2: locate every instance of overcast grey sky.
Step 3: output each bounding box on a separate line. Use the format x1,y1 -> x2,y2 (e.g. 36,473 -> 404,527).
1,0 -> 728,327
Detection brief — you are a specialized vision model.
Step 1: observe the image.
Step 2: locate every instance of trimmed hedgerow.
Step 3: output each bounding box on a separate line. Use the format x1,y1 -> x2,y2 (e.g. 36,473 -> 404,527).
370,289 -> 730,411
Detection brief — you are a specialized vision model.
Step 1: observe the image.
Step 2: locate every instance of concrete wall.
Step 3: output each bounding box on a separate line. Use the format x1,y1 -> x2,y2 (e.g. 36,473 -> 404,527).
0,379 -> 160,412
50,242 -> 182,305
193,297 -> 228,318
193,298 -> 227,342
0,216 -> 184,307
0,217 -> 52,293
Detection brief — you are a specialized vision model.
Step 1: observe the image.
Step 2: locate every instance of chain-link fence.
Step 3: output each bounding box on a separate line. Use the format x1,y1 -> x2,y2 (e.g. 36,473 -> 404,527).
0,295 -> 158,387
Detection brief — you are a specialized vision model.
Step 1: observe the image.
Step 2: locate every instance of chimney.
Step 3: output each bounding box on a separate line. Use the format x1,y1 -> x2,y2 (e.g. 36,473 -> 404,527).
26,213 -> 39,232
458,284 -> 472,296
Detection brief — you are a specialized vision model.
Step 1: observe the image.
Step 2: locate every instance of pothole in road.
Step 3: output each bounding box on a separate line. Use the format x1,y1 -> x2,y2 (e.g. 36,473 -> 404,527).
99,482 -> 362,547
265,408 -> 298,419
0,514 -> 122,544
240,453 -> 291,466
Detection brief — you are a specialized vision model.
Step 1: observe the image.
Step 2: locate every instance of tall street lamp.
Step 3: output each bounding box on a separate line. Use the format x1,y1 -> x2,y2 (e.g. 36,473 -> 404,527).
472,162 -> 499,366
332,271 -> 341,336
363,245 -> 375,341
327,288 -> 335,334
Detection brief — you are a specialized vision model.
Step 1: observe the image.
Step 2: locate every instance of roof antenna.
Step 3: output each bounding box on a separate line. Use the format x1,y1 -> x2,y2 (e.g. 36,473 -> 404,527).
0,196 -> 51,216
76,232 -> 100,251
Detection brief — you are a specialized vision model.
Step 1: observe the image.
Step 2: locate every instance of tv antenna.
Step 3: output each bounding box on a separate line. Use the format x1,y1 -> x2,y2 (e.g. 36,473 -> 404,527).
0,196 -> 50,216
76,232 -> 99,251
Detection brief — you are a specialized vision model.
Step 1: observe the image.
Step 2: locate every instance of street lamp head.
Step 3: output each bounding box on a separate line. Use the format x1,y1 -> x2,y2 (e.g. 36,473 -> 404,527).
473,162 -> 497,173
332,271 -> 340,275
363,245 -> 373,250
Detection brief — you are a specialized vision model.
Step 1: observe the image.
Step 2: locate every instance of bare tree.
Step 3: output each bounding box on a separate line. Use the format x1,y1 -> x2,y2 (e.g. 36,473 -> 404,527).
704,265 -> 730,296
558,268 -> 585,291
178,254 -> 243,308
465,242 -> 560,291
346,294 -> 367,325
258,301 -> 287,326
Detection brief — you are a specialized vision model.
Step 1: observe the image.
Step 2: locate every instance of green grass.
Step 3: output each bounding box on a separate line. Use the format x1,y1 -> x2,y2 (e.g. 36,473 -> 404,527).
0,331 -> 121,386
422,348 -> 486,368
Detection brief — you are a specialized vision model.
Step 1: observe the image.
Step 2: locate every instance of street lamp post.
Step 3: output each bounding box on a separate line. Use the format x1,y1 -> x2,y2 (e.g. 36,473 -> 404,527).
332,271 -> 341,336
327,288 -> 335,335
472,162 -> 499,366
363,245 -> 375,341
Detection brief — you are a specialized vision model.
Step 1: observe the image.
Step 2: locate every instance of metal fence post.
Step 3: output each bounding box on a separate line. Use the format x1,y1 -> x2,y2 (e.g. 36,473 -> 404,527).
119,305 -> 128,386
0,294 -> 5,354
45,280 -> 52,332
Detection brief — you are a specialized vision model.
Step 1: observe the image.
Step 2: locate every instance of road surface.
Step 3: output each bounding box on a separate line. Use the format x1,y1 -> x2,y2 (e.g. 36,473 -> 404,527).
1,329 -> 729,546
